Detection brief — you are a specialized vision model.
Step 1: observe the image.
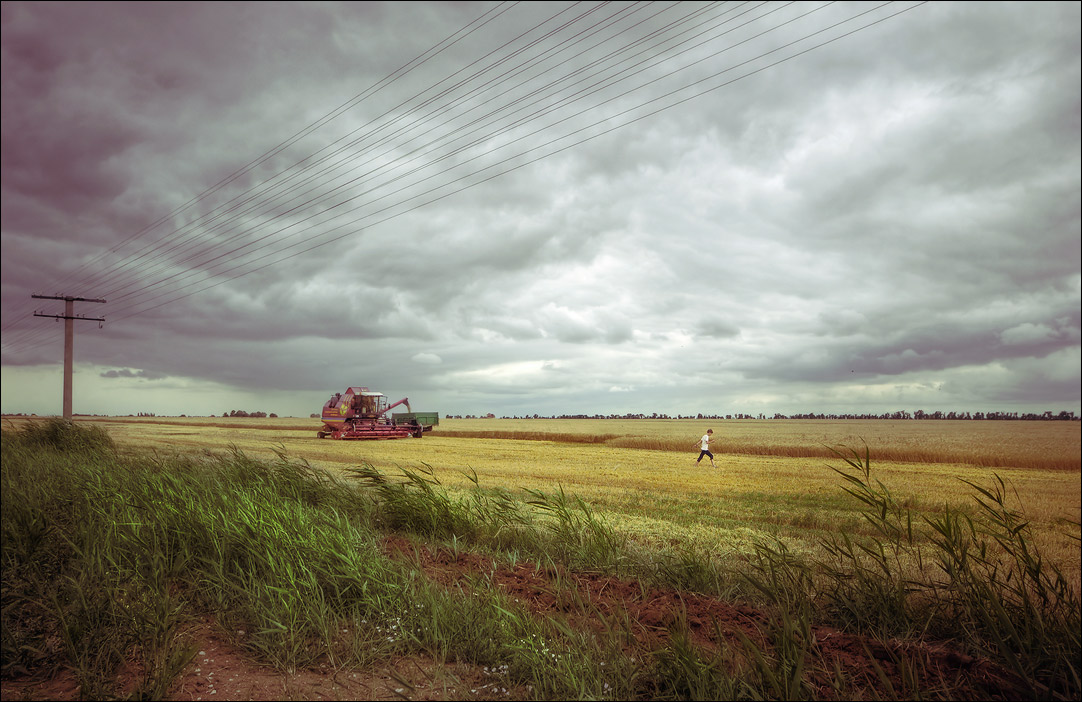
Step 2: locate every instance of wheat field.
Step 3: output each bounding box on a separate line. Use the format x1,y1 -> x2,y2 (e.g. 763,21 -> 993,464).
44,414 -> 1079,469
9,414 -> 1076,586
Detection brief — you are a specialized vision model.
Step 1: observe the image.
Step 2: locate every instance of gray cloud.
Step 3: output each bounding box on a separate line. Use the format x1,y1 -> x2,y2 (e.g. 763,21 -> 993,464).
2,1 -> 1078,418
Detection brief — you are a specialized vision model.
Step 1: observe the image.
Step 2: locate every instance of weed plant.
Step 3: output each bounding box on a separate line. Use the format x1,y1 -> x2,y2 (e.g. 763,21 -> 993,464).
346,463 -> 629,572
739,444 -> 1081,699
8,416 -> 116,456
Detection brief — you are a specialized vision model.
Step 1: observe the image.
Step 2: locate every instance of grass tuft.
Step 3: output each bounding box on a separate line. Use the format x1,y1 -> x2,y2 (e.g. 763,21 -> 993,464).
7,416 -> 116,456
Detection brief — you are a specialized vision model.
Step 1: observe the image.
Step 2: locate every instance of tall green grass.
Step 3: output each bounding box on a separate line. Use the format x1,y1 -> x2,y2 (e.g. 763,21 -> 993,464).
347,463 -> 629,572
0,421 -> 644,699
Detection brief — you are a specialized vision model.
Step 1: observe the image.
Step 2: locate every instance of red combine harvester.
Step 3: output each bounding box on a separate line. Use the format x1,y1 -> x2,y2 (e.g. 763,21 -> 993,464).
316,386 -> 438,440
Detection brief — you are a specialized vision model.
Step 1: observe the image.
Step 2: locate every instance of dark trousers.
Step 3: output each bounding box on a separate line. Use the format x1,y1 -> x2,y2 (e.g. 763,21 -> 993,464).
696,450 -> 714,463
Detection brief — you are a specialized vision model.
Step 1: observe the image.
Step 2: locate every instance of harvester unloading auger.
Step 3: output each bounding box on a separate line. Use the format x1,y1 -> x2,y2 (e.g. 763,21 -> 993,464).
316,386 -> 438,440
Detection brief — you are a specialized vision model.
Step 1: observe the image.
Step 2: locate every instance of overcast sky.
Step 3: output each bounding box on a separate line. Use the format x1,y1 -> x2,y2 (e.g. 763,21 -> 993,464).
2,1 -> 1079,419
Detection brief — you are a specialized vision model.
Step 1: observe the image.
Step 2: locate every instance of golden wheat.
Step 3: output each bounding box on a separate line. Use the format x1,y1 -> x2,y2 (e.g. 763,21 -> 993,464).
62,415 -> 1081,470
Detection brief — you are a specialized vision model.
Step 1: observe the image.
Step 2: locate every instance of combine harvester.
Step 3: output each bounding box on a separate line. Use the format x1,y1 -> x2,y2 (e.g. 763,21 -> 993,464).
316,386 -> 438,440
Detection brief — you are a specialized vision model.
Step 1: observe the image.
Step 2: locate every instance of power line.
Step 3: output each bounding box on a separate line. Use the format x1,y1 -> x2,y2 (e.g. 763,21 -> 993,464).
14,0 -> 683,322
81,1 -> 617,301
93,2 -> 709,304
99,1 -> 924,325
69,1 -> 791,313
60,0 -> 524,295
5,1 -> 928,356
1,0 -> 531,347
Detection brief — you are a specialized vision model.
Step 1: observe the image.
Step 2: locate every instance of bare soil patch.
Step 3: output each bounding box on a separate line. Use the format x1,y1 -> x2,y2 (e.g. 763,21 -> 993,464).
2,535 -> 1020,701
380,535 -> 1018,700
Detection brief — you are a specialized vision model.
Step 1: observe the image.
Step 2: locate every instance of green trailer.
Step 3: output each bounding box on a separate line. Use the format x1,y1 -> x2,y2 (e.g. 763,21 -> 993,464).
391,411 -> 439,433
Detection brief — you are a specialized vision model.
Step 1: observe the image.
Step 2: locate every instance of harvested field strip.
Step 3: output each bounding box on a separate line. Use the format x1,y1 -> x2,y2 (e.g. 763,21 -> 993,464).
424,430 -> 621,445
74,417 -> 317,432
427,431 -> 1082,471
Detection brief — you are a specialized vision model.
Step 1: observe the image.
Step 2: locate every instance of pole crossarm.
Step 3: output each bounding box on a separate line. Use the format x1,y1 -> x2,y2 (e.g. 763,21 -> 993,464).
32,294 -> 107,304
33,312 -> 106,322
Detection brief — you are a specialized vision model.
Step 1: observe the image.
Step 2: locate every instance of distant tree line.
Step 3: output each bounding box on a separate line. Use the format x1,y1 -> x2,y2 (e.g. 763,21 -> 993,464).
443,410 -> 1078,421
772,410 -> 1078,421
221,410 -> 278,418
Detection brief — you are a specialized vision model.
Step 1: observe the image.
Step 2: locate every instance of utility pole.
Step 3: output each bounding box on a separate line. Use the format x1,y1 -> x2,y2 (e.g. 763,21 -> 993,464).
32,294 -> 106,419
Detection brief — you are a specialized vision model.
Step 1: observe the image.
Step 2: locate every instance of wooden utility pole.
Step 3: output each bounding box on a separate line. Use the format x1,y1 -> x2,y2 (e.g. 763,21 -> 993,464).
32,295 -> 106,419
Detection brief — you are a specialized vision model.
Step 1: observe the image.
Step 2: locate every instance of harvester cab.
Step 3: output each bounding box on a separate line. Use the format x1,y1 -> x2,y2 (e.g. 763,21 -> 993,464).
316,386 -> 438,440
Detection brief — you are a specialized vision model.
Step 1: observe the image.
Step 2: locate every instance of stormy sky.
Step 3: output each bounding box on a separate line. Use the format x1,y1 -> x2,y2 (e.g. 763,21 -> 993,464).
2,1 -> 1079,419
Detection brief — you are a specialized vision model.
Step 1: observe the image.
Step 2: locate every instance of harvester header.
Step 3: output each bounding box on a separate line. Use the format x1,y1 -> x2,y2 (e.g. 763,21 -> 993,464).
316,386 -> 438,440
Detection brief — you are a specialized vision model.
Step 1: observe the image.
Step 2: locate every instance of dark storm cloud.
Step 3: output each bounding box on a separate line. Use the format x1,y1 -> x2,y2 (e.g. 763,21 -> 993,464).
743,302 -> 1081,383
694,319 -> 740,339
2,1 -> 1079,417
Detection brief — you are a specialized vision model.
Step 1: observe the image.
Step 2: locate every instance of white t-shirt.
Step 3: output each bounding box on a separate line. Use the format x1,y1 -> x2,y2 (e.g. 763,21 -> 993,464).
700,434 -> 711,451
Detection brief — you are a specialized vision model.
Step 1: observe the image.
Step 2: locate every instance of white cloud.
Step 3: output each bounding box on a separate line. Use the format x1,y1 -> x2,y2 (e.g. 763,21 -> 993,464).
1001,323 -> 1058,346
411,352 -> 442,365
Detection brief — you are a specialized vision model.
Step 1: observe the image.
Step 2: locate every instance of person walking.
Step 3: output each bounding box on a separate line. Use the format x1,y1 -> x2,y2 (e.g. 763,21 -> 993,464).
695,429 -> 717,468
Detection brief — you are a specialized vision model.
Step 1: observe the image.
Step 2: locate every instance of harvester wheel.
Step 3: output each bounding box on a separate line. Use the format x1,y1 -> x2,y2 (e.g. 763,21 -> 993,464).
317,431 -> 327,439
